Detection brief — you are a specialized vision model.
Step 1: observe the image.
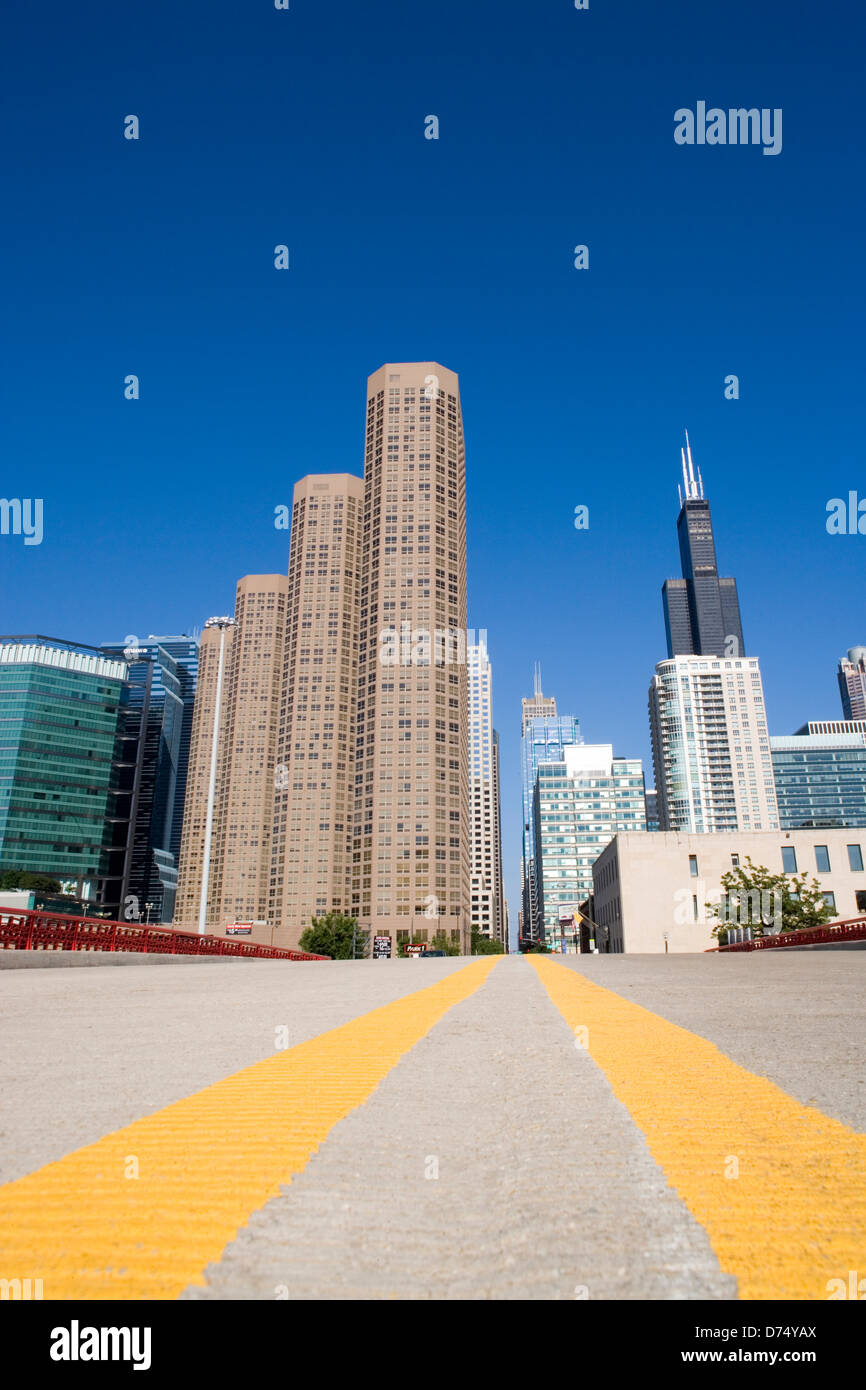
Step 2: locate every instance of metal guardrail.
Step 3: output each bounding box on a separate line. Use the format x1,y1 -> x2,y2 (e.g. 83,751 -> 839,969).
0,908 -> 329,961
709,916 -> 866,952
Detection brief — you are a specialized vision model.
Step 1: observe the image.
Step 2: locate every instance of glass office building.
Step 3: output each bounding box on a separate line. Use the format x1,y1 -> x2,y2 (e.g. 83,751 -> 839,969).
520,712 -> 583,942
771,732 -> 866,829
100,636 -> 199,923
534,744 -> 646,952
0,638 -> 130,913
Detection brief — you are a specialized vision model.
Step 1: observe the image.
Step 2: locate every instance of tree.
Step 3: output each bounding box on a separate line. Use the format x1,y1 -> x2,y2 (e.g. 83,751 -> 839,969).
298,911 -> 369,960
706,856 -> 834,943
0,869 -> 63,893
519,938 -> 550,954
429,929 -> 461,956
471,928 -> 504,955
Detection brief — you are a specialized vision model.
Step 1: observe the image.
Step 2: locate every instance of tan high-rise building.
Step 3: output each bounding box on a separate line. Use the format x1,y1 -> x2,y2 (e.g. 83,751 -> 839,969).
173,618 -> 235,929
174,576 -> 288,932
353,362 -> 471,952
468,639 -> 505,947
269,474 -> 364,948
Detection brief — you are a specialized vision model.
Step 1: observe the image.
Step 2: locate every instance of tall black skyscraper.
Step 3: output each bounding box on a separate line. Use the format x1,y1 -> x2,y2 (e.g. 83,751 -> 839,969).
661,433 -> 744,658
100,635 -> 199,922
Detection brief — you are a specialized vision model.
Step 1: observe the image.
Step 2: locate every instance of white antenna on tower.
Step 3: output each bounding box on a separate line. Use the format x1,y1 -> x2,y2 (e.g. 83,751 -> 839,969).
680,429 -> 704,501
682,429 -> 703,499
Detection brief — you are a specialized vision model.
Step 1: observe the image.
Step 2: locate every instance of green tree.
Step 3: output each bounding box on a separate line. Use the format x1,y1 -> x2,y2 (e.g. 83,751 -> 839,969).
429,929 -> 461,956
471,928 -> 504,955
519,938 -> 550,954
298,911 -> 369,960
0,869 -> 63,893
706,856 -> 833,943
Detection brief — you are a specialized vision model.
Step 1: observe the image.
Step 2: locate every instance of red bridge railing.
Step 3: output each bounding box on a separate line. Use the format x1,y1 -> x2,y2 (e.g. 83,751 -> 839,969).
0,908 -> 329,961
709,916 -> 866,952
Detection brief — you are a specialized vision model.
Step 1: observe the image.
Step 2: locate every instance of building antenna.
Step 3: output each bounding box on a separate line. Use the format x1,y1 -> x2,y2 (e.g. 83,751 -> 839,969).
682,429 -> 704,500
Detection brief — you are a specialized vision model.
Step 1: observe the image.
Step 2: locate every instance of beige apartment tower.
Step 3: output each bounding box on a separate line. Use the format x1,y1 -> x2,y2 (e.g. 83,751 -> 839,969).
468,639 -> 505,947
268,474 -> 364,949
173,619 -> 235,929
174,576 -> 288,932
353,362 -> 471,952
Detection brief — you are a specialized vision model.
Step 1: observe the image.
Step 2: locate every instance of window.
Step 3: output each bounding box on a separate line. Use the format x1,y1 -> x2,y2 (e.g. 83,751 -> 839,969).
689,855 -> 698,878
848,844 -> 864,872
731,853 -> 740,867
856,890 -> 866,914
815,845 -> 831,874
822,891 -> 836,911
781,846 -> 797,874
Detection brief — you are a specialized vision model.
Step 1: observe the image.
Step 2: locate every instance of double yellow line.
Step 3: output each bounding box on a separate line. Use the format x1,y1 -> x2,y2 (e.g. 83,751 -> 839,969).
2,953 -> 863,1301
532,956 -> 866,1301
0,958 -> 499,1299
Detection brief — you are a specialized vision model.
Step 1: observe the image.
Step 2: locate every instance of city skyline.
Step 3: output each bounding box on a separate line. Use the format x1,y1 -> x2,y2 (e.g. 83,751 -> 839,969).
5,412 -> 866,944
5,3 -> 865,934
3,0 -> 864,1326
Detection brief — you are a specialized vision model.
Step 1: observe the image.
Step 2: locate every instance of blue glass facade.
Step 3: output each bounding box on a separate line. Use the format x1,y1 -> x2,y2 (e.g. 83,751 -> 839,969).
100,637 -> 199,922
520,714 -> 582,941
771,735 -> 866,829
534,752 -> 646,952
0,638 -> 130,913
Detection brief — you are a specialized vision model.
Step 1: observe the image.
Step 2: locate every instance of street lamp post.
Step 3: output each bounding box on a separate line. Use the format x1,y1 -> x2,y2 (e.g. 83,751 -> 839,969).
198,616 -> 235,935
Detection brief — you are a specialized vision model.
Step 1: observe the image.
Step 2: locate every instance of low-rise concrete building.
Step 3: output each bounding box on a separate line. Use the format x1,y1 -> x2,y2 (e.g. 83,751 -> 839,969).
592,828 -> 866,953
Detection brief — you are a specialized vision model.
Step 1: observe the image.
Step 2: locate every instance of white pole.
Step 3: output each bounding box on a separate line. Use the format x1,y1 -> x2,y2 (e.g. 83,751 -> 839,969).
198,623 -> 228,934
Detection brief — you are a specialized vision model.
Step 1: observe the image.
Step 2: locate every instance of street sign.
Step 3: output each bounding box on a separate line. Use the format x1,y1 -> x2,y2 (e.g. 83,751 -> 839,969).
373,935 -> 392,958
225,925 -> 253,936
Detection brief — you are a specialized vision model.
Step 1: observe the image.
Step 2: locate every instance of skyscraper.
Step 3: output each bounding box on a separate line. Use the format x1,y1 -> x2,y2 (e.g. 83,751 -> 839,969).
100,635 -> 198,923
468,639 -> 505,947
352,363 -> 470,953
269,474 -> 364,948
534,744 -> 646,951
649,655 -> 778,833
838,648 -> 866,721
0,637 -> 130,915
662,433 -> 744,659
520,696 -> 583,944
174,578 -> 288,931
521,664 -> 557,734
491,729 -> 506,949
771,731 -> 866,828
174,619 -> 235,929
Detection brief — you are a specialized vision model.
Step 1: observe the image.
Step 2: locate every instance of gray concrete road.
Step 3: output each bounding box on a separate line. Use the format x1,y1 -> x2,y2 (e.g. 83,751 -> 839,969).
1,950 -> 863,1300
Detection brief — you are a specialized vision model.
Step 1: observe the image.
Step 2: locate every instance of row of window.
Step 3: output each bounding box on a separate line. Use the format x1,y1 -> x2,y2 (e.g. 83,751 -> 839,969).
687,842 -> 865,877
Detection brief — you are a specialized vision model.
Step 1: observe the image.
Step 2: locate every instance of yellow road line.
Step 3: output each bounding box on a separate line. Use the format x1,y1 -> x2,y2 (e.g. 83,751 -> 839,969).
0,957 -> 500,1300
530,956 -> 866,1301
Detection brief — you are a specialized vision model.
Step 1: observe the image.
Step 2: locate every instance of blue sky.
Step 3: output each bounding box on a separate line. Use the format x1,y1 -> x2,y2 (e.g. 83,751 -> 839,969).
3,0 -> 865,932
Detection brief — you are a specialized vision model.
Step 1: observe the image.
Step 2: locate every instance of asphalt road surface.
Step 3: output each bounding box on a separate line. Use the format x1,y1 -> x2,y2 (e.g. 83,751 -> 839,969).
0,951 -> 863,1301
